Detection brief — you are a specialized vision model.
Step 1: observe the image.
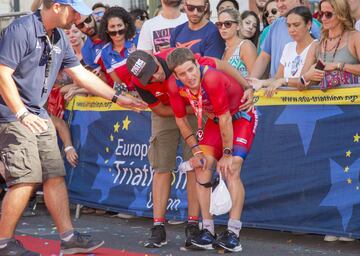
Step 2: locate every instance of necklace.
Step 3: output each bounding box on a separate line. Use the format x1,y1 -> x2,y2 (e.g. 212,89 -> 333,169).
323,33 -> 343,63
328,33 -> 341,41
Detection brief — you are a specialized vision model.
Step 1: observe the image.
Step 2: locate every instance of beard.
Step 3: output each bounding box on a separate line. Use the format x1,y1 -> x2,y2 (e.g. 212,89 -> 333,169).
162,0 -> 182,8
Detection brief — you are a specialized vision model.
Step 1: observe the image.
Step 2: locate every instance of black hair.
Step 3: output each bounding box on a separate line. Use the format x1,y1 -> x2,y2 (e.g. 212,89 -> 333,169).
99,6 -> 136,43
262,0 -> 276,28
129,8 -> 149,20
286,6 -> 313,25
92,3 -> 109,11
216,0 -> 239,12
241,11 -> 260,47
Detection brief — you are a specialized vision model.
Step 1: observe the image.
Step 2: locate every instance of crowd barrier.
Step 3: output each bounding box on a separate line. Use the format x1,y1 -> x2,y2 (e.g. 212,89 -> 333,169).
65,86 -> 360,238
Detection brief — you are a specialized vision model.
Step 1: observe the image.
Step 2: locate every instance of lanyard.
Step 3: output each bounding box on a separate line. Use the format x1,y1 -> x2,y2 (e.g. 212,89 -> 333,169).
42,34 -> 54,97
184,66 -> 208,141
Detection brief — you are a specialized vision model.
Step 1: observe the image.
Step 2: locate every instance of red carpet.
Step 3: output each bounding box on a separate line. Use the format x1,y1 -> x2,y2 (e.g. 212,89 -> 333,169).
16,235 -> 153,256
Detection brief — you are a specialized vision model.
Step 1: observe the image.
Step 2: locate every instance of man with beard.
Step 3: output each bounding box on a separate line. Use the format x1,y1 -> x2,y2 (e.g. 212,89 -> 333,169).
137,0 -> 187,53
0,0 -> 147,255
170,0 -> 225,58
255,0 -> 267,30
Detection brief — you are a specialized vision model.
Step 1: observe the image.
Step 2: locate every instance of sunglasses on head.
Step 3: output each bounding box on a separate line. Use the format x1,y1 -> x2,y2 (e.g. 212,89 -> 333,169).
264,8 -> 278,18
136,15 -> 149,21
185,4 -> 206,13
107,29 -> 126,37
76,15 -> 92,29
215,20 -> 238,29
319,11 -> 334,20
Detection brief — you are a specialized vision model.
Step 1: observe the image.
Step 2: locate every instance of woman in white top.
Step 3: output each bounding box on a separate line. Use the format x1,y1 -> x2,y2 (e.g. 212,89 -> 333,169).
251,6 -> 318,97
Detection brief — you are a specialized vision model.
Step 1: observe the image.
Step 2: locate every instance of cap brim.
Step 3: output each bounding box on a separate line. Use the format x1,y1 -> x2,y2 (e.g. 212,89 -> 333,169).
71,2 -> 92,16
139,62 -> 158,86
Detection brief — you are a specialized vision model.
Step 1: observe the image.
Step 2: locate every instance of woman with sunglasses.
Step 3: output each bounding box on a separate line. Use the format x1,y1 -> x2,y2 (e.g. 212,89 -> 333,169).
300,0 -> 360,90
99,6 -> 137,88
258,0 -> 280,54
250,6 -> 318,97
217,9 -> 257,77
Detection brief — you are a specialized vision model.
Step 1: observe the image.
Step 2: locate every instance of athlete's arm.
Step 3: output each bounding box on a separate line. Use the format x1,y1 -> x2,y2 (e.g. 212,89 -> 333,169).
217,111 -> 234,176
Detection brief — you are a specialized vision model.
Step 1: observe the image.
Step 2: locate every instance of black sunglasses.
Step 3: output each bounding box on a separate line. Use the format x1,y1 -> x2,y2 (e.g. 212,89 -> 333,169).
215,20 -> 238,29
319,11 -> 334,20
264,8 -> 278,18
107,29 -> 126,37
185,4 -> 206,13
136,15 -> 149,21
76,15 -> 92,29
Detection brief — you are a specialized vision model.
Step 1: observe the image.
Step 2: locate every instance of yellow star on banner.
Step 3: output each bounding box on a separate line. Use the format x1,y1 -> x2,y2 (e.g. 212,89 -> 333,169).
357,186 -> 359,190
344,166 -> 350,173
110,134 -> 114,141
354,133 -> 360,143
346,150 -> 352,157
122,116 -> 131,130
347,178 -> 352,184
114,122 -> 120,133
105,160 -> 109,164
106,147 -> 110,153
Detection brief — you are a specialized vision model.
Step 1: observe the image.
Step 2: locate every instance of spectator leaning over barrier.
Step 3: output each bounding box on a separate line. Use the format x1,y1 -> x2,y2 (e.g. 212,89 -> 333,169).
0,0 -> 147,255
249,6 -> 318,96
166,48 -> 257,252
347,0 -> 360,31
99,7 -> 137,88
126,48 -> 253,249
239,11 -> 261,48
251,0 -> 321,79
301,0 -> 360,91
216,0 -> 239,14
137,0 -> 187,53
258,0 -> 280,54
170,0 -> 225,58
217,8 -> 257,77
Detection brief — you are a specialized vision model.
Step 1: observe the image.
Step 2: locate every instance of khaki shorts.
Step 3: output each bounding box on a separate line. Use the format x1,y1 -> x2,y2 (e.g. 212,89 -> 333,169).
148,113 -> 197,172
0,120 -> 65,187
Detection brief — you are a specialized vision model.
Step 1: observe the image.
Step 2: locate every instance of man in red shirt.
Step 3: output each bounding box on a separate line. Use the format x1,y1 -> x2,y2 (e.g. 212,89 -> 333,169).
166,47 -> 258,252
126,48 -> 253,249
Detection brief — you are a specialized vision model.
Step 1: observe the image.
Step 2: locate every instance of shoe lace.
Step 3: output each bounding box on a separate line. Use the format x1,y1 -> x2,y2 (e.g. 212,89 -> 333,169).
74,231 -> 92,243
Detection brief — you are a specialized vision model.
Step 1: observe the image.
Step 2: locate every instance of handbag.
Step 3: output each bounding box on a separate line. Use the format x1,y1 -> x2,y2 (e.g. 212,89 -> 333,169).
320,70 -> 360,91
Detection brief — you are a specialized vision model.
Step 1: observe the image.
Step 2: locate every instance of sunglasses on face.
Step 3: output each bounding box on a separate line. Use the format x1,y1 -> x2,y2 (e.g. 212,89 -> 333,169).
264,8 -> 278,18
185,4 -> 206,13
136,15 -> 149,21
76,15 -> 92,29
93,11 -> 104,17
215,20 -> 238,29
319,11 -> 334,20
107,29 -> 126,37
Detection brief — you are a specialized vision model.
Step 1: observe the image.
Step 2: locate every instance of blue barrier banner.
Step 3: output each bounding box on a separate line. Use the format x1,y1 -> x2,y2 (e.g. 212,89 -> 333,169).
65,96 -> 360,238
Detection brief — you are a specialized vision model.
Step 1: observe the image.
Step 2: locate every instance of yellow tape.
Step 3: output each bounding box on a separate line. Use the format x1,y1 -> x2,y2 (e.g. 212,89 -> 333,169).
254,87 -> 360,106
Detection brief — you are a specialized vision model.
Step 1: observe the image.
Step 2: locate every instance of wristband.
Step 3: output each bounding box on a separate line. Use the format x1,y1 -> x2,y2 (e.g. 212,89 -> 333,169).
64,146 -> 74,153
184,133 -> 194,142
15,107 -> 28,119
191,144 -> 199,150
300,75 -> 307,85
193,150 -> 203,156
111,90 -> 122,103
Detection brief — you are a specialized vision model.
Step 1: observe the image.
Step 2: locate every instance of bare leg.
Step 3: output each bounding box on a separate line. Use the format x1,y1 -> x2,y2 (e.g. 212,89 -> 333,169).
152,172 -> 171,219
43,177 -> 73,234
186,171 -> 200,217
0,183 -> 36,239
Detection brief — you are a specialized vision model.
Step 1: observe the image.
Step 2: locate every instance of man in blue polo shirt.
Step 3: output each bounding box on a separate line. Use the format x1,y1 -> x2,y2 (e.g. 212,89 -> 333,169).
170,0 -> 225,58
0,1 -> 147,255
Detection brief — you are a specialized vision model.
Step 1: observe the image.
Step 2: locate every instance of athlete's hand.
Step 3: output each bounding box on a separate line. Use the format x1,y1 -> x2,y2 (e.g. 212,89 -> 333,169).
239,88 -> 254,111
66,148 -> 78,168
20,113 -> 48,133
217,155 -> 233,178
116,94 -> 148,112
189,154 -> 207,171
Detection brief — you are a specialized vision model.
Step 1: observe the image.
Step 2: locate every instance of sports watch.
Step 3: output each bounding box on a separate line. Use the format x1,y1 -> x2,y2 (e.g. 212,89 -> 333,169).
223,147 -> 233,156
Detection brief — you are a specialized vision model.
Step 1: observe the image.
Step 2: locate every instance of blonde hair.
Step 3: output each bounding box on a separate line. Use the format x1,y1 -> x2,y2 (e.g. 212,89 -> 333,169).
218,8 -> 241,36
320,0 -> 354,42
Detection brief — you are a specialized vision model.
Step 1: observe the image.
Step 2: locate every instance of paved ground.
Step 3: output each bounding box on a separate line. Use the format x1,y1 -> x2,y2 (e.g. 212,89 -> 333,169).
9,203 -> 360,256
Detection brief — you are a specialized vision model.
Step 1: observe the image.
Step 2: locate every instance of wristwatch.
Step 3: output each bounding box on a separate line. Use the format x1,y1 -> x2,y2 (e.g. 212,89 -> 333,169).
223,147 -> 233,156
111,90 -> 122,103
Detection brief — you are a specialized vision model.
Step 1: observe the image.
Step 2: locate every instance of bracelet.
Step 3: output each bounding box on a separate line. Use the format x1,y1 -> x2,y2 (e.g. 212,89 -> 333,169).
244,86 -> 255,91
18,111 -> 30,122
300,75 -> 307,85
64,146 -> 74,153
184,133 -> 194,142
193,150 -> 203,156
111,89 -> 122,103
191,143 -> 199,150
15,107 -> 28,119
337,63 -> 341,70
341,63 -> 345,71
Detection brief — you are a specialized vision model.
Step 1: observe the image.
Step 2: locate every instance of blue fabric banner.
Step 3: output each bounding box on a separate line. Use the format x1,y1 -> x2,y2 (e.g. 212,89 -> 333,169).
65,98 -> 360,238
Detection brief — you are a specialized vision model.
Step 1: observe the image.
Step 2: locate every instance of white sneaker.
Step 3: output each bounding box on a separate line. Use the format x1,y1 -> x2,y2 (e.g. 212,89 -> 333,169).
339,237 -> 355,242
324,235 -> 339,242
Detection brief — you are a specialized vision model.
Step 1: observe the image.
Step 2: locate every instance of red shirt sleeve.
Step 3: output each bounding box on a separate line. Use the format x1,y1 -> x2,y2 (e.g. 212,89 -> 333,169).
195,54 -> 217,68
203,70 -> 230,116
167,75 -> 187,118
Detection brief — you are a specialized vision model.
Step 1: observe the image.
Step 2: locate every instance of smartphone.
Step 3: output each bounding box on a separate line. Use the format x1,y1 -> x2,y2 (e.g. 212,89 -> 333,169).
315,59 -> 325,70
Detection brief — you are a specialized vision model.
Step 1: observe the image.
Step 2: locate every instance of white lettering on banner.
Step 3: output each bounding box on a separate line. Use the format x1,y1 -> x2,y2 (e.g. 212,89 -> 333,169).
113,162 -> 153,187
115,138 -> 148,161
146,192 -> 181,211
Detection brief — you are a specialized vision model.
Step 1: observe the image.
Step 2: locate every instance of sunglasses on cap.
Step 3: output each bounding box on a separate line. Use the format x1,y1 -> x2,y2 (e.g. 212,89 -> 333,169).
107,29 -> 126,37
264,8 -> 278,18
215,20 -> 238,29
319,11 -> 334,20
76,15 -> 92,29
185,4 -> 206,13
136,15 -> 149,21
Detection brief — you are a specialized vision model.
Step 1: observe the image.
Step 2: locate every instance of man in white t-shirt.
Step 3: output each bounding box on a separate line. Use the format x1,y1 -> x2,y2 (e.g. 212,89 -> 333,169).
137,0 -> 187,53
347,0 -> 360,31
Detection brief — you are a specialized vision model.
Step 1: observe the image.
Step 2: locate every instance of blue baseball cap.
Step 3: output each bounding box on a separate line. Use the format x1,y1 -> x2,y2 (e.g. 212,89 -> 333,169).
53,0 -> 92,16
